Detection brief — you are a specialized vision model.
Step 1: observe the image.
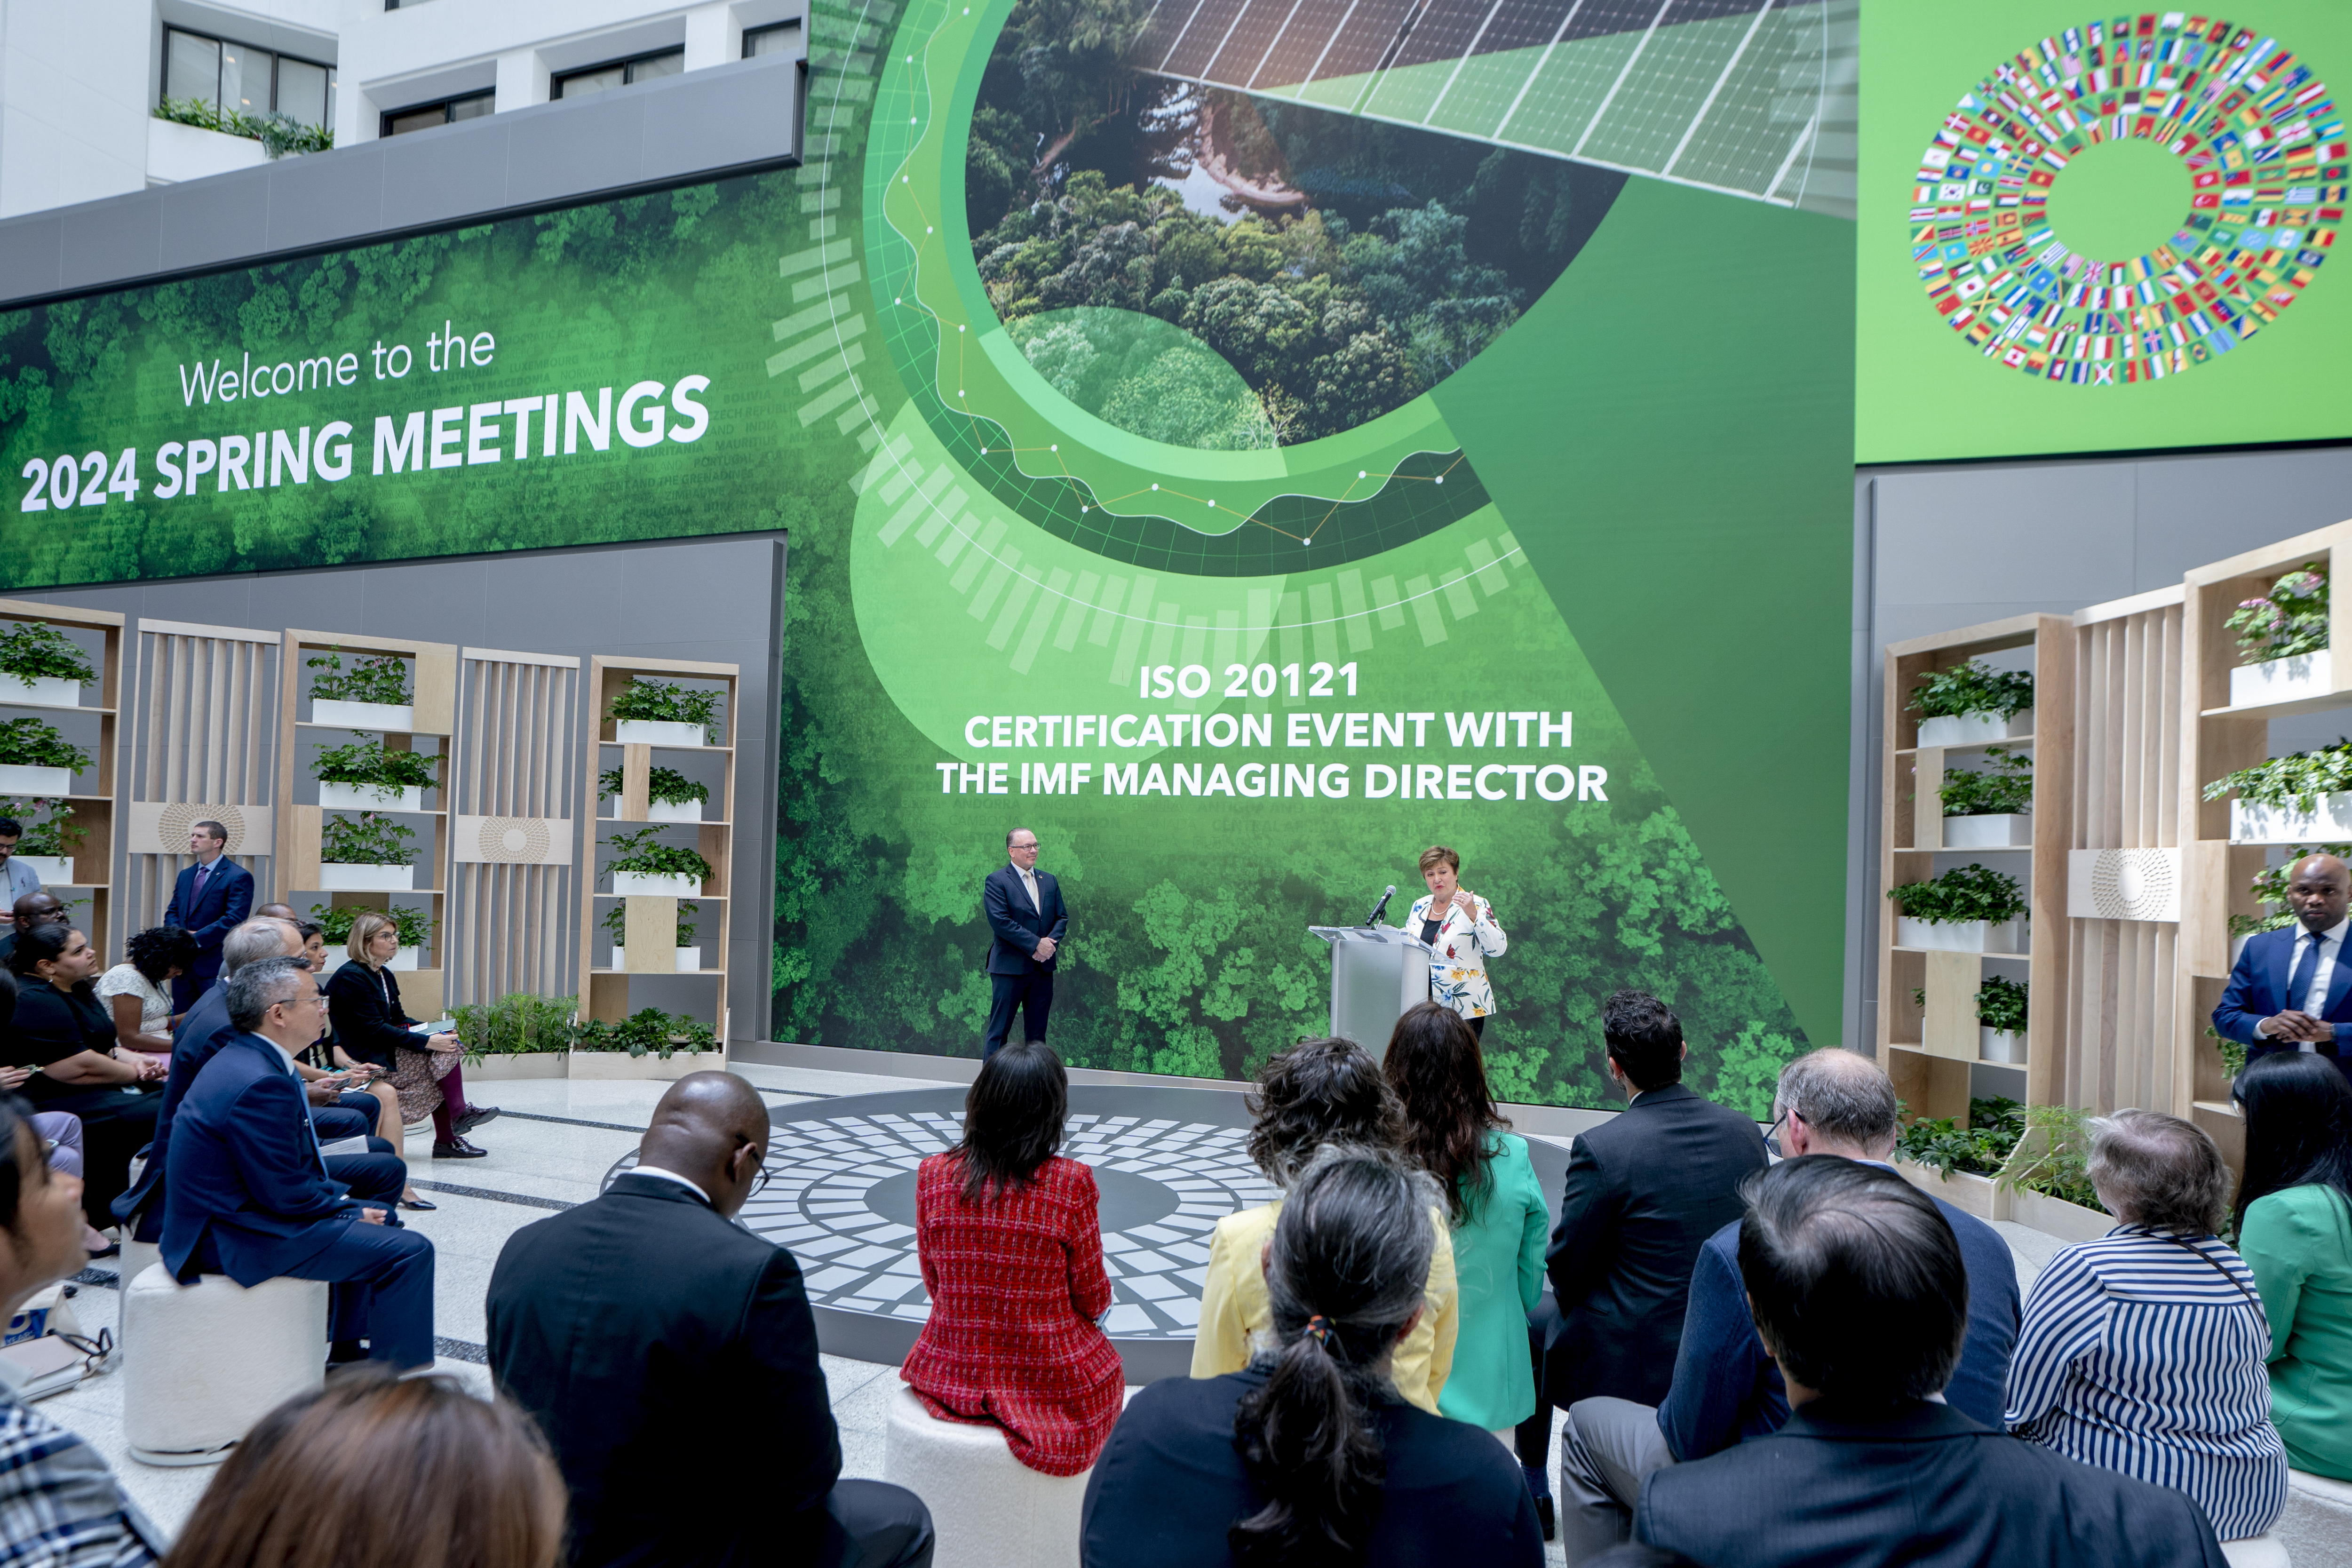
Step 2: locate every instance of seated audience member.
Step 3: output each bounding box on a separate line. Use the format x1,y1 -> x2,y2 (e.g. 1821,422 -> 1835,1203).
325,911 -> 498,1159
1557,1049 -> 2021,1562
1641,1157 -> 2226,1568
6,924 -> 164,1228
1192,1037 -> 1460,1413
0,891 -> 61,968
1383,1003 -> 1546,1445
1084,1151 -> 1542,1568
488,1073 -> 932,1568
95,926 -> 197,1059
0,968 -> 107,1255
2233,1053 -> 2352,1482
2005,1110 -> 2285,1542
0,1093 -> 163,1565
901,1041 -> 1122,1475
160,1369 -> 564,1568
159,957 -> 435,1369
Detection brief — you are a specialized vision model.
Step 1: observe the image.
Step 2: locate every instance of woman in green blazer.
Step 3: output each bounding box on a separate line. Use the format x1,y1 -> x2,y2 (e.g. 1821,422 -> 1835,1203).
1385,1002 -> 1549,1438
2234,1053 -> 2352,1481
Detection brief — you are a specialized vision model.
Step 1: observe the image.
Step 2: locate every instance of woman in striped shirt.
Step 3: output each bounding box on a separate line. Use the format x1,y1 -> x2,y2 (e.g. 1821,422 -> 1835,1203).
2004,1110 -> 2287,1542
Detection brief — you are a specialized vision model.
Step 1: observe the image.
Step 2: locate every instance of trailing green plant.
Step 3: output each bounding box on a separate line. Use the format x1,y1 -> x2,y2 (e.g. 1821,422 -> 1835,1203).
2003,1103 -> 2101,1210
603,827 -> 714,885
569,1006 -> 718,1059
2229,844 -> 2352,938
308,902 -> 433,948
602,900 -> 699,948
154,97 -> 333,157
1896,1095 -> 2027,1178
2228,563 -> 2328,662
2203,740 -> 2352,813
597,765 -> 710,808
451,992 -> 576,1060
307,648 -> 412,707
1909,659 -> 2034,722
2205,1023 -> 2249,1082
608,680 -> 722,733
1888,863 -> 2027,926
314,739 -> 439,793
0,719 -> 90,774
319,812 -> 416,867
0,797 -> 81,858
1940,748 -> 2034,817
1976,975 -> 2028,1035
0,623 -> 94,686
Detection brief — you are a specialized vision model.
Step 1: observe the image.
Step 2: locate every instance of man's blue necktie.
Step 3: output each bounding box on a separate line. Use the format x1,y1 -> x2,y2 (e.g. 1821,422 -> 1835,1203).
2289,931 -> 2328,1014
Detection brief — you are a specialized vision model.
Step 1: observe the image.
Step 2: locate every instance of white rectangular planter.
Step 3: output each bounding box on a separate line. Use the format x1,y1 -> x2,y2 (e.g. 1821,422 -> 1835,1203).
1917,708 -> 2033,748
317,863 -> 414,891
611,945 -> 703,972
466,1053 -> 569,1081
1892,1160 -> 2008,1221
0,676 -> 82,709
567,1049 -> 724,1081
318,781 -> 424,812
1898,916 -> 2026,954
14,857 -> 72,885
1941,813 -> 2032,849
614,719 -> 706,747
2230,651 -> 2330,709
648,797 -> 705,823
2231,794 -> 2352,844
1979,1026 -> 2025,1064
322,947 -> 418,973
612,870 -> 702,898
312,700 -> 414,732
0,765 -> 71,795
2010,1188 -> 2115,1244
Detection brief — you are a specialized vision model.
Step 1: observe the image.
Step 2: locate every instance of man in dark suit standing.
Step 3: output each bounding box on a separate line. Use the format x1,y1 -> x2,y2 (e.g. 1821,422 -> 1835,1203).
162,820 -> 253,1012
487,1073 -> 931,1568
1639,1157 -> 2224,1568
982,826 -> 1065,1058
2214,851 -> 2352,1086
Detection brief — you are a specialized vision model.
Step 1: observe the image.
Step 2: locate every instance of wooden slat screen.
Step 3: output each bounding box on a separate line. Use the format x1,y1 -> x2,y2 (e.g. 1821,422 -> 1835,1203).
127,626 -> 280,943
449,653 -> 578,1005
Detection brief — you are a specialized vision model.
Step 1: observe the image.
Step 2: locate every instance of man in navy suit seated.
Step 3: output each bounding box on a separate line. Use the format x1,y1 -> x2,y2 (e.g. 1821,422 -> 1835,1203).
161,820 -> 254,1013
981,826 -> 1066,1058
2213,851 -> 2352,1087
160,955 -> 434,1369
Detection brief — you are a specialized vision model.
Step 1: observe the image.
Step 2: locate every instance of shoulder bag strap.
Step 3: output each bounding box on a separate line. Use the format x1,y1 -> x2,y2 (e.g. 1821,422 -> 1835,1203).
2155,1232 -> 2264,1314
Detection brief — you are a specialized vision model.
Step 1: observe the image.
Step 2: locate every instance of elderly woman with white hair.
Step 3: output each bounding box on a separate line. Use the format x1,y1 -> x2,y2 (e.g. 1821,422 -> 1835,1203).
2002,1109 -> 2287,1544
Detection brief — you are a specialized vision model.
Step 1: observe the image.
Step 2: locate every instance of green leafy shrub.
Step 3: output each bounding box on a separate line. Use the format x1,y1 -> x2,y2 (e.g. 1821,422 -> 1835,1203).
1941,748 -> 2034,817
0,797 -> 81,857
597,765 -> 710,808
2207,1023 -> 2249,1082
1909,660 -> 2034,722
603,900 -> 698,947
307,648 -> 411,707
1896,1095 -> 2026,1178
309,902 -> 432,948
320,812 -> 416,867
604,827 -> 714,885
0,624 -> 94,686
570,1006 -> 718,1058
1888,863 -> 2027,926
2228,563 -> 2328,662
452,992 -> 575,1059
609,680 -> 721,735
1977,975 -> 2028,1034
154,97 -> 332,157
314,740 -> 439,792
2229,845 -> 2352,938
2204,740 -> 2352,812
2006,1103 -> 2101,1210
0,719 -> 90,774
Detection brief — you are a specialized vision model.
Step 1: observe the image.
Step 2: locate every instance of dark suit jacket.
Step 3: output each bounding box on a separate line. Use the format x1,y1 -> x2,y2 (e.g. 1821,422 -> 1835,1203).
486,1173 -> 841,1568
159,1031 -> 353,1285
2213,923 -> 2352,1082
162,857 -> 254,977
984,863 -> 1066,976
1543,1081 -> 1768,1409
1640,1398 -> 2227,1568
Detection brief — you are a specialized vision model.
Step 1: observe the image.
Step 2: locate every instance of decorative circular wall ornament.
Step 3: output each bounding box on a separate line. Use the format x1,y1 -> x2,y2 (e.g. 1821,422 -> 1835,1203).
1914,17 -> 2345,385
2069,848 -> 2183,922
474,816 -> 550,863
157,802 -> 246,856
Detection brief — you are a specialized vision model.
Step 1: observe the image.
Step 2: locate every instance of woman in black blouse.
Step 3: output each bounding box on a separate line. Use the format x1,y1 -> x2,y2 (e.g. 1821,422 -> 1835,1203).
6,924 -> 165,1227
324,910 -> 497,1159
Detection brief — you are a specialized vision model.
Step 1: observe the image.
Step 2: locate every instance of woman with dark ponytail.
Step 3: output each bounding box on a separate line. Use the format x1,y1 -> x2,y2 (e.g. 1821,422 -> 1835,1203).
1082,1150 -> 1542,1568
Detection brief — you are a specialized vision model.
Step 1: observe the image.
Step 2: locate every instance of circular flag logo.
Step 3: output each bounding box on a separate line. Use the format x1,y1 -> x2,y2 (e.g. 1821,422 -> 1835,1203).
1914,17 -> 2344,385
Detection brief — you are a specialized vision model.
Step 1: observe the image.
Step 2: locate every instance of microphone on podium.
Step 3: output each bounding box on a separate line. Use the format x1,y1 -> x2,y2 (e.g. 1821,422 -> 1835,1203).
1364,885 -> 1396,927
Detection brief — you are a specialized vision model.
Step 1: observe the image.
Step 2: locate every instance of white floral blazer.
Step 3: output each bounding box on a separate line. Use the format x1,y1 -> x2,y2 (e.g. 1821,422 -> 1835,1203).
1401,892 -> 1509,1019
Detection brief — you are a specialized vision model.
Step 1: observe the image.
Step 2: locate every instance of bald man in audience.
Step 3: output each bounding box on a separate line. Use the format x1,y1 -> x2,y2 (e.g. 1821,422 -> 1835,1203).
488,1073 -> 933,1568
2215,851 -> 2352,1085
254,903 -> 300,923
0,890 -> 62,967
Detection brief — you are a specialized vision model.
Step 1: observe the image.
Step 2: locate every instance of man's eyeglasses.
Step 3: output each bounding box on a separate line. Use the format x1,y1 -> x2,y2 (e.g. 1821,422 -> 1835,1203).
1763,1106 -> 1791,1160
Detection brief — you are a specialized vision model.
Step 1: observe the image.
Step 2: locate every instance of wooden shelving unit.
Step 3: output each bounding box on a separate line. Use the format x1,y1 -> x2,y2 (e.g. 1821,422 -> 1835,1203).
1880,614 -> 2075,1123
579,655 -> 738,1047
0,600 -> 123,960
273,631 -> 458,1022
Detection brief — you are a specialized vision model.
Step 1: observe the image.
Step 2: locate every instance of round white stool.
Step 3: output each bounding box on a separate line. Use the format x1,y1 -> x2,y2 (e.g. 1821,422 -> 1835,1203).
121,1263 -> 327,1466
2283,1468 -> 2352,1568
113,1241 -> 160,1338
2222,1534 -> 2292,1568
882,1385 -> 1088,1568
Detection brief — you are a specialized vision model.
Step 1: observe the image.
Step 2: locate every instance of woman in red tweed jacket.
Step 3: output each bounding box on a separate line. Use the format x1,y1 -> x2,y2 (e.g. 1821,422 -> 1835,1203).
901,1040 -> 1124,1475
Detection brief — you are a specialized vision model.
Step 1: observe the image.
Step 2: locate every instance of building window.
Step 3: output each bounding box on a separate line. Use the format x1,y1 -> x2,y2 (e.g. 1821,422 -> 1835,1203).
383,90 -> 493,137
552,48 -> 685,100
744,21 -> 802,58
162,25 -> 336,128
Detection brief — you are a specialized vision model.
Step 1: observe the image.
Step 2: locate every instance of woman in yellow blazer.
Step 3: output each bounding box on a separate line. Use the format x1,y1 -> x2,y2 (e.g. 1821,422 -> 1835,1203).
1189,1038 -> 1459,1413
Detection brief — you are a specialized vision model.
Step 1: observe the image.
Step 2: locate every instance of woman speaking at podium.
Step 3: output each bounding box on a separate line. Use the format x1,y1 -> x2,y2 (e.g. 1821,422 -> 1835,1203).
1403,846 -> 1508,1040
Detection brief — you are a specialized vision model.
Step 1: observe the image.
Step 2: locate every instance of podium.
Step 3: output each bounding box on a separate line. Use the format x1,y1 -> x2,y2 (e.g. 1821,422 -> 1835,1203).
1307,926 -> 1434,1060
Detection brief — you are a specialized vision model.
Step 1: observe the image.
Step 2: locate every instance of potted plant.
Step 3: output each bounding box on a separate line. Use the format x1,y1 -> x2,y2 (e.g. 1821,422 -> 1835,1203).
1938,747 -> 2034,849
567,1007 -> 723,1080
603,827 -> 712,897
0,623 -> 95,709
308,647 -> 414,732
606,901 -> 700,972
2205,741 -> 2352,843
1977,975 -> 2027,1063
0,719 -> 91,796
1892,1096 -> 2026,1219
2225,563 -> 2328,708
452,992 -> 576,1080
1999,1104 -> 2113,1242
1888,863 -> 2028,953
609,679 -> 721,747
318,812 -> 418,891
314,738 -> 439,812
1909,659 -> 2034,748
2227,845 -> 2352,963
308,901 -> 432,970
0,797 -> 82,885
598,764 -> 712,824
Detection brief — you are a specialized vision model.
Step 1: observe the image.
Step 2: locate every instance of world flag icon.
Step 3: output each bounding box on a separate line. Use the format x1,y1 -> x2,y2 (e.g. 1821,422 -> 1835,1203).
1915,15 -> 2344,386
